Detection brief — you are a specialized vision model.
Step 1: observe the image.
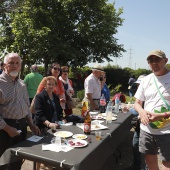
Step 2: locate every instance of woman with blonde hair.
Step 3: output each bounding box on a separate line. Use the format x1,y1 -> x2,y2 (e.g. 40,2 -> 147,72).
34,76 -> 66,130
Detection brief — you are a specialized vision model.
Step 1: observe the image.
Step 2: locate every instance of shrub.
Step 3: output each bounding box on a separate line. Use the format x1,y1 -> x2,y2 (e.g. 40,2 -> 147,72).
76,89 -> 85,101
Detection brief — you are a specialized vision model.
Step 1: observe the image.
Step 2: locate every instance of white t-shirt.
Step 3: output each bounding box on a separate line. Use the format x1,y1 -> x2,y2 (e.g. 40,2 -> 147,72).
135,72 -> 170,135
84,73 -> 101,99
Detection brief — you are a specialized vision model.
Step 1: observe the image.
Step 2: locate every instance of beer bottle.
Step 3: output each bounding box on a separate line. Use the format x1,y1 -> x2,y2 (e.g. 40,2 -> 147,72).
81,102 -> 87,117
84,111 -> 91,135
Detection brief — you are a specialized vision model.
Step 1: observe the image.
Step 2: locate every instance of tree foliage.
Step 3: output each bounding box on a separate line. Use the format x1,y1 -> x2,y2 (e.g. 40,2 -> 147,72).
0,0 -> 125,77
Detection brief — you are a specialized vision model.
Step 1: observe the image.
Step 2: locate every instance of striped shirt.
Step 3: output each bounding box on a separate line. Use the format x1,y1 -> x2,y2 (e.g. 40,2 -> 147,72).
0,72 -> 32,129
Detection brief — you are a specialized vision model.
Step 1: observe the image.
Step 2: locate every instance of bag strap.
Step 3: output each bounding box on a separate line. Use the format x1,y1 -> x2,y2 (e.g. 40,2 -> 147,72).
153,76 -> 170,110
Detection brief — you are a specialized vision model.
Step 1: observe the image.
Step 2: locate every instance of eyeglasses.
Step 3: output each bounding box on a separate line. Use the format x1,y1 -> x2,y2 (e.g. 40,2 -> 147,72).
148,58 -> 163,63
53,67 -> 60,71
62,70 -> 69,73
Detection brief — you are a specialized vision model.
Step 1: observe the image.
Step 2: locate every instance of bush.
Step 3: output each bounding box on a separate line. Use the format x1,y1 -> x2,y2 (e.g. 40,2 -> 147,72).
76,89 -> 85,101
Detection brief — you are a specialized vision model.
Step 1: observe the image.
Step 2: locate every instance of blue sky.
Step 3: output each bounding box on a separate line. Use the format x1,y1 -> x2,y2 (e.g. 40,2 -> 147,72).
88,0 -> 170,69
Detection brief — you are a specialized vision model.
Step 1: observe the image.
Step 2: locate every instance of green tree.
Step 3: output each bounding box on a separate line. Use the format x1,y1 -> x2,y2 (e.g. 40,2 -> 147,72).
1,0 -> 125,78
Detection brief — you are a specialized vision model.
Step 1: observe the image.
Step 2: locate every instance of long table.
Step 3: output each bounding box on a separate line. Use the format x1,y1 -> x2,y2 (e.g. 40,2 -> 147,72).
1,112 -> 133,170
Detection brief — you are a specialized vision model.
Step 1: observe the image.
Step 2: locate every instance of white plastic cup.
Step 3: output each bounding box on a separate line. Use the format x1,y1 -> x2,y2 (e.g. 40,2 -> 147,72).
55,136 -> 61,149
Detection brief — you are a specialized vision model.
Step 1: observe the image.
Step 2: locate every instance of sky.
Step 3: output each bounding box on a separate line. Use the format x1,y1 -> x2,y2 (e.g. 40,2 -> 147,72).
87,0 -> 170,70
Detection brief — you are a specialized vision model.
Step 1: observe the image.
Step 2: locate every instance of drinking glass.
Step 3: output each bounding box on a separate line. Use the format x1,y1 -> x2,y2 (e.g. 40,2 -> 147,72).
55,136 -> 61,149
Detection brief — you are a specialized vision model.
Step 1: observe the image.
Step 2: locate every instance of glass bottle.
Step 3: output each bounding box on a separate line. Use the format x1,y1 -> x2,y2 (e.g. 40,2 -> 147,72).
99,93 -> 106,113
114,96 -> 120,114
84,111 -> 91,135
81,101 -> 87,117
106,101 -> 112,123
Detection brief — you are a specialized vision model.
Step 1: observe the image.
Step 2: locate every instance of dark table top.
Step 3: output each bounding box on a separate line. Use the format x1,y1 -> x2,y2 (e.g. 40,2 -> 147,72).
1,112 -> 133,170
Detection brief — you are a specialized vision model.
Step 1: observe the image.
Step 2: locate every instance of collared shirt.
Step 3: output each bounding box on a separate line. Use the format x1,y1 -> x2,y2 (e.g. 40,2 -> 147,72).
0,72 -> 32,129
84,73 -> 101,99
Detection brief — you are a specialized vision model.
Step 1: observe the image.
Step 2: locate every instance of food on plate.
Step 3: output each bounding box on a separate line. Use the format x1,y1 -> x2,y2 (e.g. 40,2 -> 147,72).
55,131 -> 73,138
76,135 -> 87,140
68,140 -> 85,147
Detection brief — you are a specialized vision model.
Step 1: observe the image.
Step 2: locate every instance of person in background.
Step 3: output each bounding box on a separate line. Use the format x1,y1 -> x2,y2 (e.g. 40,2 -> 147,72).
112,92 -> 126,104
101,72 -> 110,103
0,60 -> 4,74
24,65 -> 43,104
0,53 -> 40,170
135,50 -> 170,170
128,75 -> 137,100
37,62 -> 65,109
84,64 -> 104,111
59,66 -> 84,123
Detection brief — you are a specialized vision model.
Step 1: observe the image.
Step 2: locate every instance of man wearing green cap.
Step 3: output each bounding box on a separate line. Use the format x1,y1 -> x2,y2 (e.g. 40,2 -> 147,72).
135,50 -> 170,170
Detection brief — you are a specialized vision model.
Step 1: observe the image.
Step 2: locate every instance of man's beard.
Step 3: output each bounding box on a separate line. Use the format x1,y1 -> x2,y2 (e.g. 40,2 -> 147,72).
9,71 -> 19,77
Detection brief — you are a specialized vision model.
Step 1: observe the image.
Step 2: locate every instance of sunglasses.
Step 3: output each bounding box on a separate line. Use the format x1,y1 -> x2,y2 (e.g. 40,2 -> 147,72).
53,67 -> 60,71
62,70 -> 69,73
148,58 -> 163,63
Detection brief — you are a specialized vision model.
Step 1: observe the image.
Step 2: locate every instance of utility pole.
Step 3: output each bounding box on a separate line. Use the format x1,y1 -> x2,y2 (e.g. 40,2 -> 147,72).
128,47 -> 133,68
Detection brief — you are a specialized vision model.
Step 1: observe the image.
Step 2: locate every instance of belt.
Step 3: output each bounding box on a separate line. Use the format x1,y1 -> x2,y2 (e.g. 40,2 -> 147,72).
4,118 -> 26,124
93,99 -> 99,100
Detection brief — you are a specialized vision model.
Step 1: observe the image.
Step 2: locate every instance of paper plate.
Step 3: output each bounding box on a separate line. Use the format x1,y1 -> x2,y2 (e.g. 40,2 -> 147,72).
101,113 -> 117,117
91,115 -> 103,120
54,131 -> 73,138
72,134 -> 87,140
103,117 -> 117,121
67,139 -> 88,148
89,111 -> 99,115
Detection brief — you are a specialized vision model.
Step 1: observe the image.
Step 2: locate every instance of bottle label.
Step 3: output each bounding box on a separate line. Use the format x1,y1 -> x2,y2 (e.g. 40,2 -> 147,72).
84,123 -> 91,133
100,99 -> 106,106
82,110 -> 87,117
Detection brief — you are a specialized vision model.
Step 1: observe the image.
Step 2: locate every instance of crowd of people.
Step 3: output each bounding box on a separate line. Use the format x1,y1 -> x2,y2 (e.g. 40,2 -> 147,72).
0,49 -> 170,170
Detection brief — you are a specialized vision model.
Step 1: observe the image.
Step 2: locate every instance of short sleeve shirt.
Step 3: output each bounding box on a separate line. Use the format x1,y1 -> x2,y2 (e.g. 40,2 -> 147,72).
84,73 -> 101,99
135,72 -> 170,134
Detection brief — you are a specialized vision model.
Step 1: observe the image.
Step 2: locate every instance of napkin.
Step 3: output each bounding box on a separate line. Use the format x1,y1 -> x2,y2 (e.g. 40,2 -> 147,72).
61,122 -> 73,126
76,121 -> 108,131
27,135 -> 44,142
42,143 -> 73,152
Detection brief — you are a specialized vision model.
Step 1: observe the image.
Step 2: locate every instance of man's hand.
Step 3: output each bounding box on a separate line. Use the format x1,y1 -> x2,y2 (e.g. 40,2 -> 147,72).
29,123 -> 40,136
3,125 -> 20,137
147,113 -> 164,122
139,110 -> 150,125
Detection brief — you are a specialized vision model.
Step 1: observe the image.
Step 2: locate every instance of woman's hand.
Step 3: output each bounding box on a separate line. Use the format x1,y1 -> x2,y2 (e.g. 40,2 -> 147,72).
49,122 -> 60,129
62,119 -> 67,124
60,98 -> 66,103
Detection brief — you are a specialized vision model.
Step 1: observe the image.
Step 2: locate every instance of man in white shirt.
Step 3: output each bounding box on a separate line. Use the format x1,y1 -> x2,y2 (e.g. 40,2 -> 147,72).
84,64 -> 104,111
135,50 -> 170,170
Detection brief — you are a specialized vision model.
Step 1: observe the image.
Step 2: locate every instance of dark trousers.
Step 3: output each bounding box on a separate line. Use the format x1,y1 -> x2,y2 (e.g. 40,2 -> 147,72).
65,114 -> 84,124
0,118 -> 27,170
